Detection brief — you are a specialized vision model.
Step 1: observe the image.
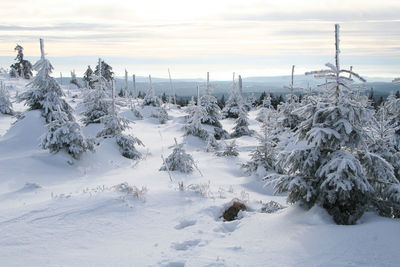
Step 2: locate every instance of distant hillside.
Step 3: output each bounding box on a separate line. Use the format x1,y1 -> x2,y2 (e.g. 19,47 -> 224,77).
56,75 -> 400,98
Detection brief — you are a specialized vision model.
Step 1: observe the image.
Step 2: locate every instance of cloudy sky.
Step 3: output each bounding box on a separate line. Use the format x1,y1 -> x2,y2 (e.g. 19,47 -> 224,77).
0,0 -> 399,80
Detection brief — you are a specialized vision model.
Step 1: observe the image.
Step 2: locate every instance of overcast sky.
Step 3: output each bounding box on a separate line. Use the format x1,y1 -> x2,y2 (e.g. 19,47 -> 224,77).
0,0 -> 399,79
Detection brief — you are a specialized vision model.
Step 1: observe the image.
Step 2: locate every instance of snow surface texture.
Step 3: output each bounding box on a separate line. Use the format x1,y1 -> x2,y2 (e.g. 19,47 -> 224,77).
0,76 -> 399,266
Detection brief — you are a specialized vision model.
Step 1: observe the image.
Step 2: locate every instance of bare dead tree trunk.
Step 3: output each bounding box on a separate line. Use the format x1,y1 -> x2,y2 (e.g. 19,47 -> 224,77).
39,38 -> 45,59
168,68 -> 176,105
125,69 -> 128,98
132,74 -> 137,99
335,24 -> 340,103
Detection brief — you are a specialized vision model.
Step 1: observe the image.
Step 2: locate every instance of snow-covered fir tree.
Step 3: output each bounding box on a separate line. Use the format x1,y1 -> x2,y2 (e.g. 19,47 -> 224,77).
231,105 -> 253,138
83,65 -> 94,88
94,60 -> 114,83
216,140 -> 239,157
151,106 -> 169,124
222,73 -> 243,119
185,96 -> 197,119
70,70 -> 81,88
366,105 -> 400,181
244,93 -> 257,111
9,44 -> 32,79
183,99 -> 209,140
81,59 -> 112,125
19,39 -> 73,123
143,75 -> 162,107
277,65 -> 302,129
266,24 -> 400,224
200,73 -> 222,127
242,112 -> 277,177
160,138 -> 195,173
256,94 -> 273,123
21,39 -> 93,159
97,81 -> 143,159
384,90 -> 400,149
200,73 -> 228,139
0,82 -> 13,115
41,111 -> 94,159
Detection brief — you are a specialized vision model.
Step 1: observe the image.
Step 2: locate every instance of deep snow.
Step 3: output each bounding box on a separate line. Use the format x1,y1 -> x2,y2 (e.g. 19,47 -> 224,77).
0,76 -> 399,267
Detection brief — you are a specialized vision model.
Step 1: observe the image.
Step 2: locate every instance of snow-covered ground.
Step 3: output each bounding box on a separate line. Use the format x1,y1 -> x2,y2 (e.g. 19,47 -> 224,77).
0,76 -> 399,266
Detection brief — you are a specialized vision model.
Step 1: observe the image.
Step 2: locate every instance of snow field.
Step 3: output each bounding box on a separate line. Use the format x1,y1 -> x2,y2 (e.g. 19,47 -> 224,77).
0,77 -> 399,266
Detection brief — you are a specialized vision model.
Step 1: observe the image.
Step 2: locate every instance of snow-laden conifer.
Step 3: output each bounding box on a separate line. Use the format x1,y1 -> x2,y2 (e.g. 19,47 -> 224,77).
9,44 -> 32,79
0,82 -> 13,115
41,113 -> 94,159
143,75 -> 162,107
222,73 -> 243,119
200,73 -> 222,127
97,80 -> 143,159
160,138 -> 195,173
70,70 -> 81,88
83,65 -> 94,88
384,91 -> 400,149
183,101 -> 209,140
242,113 -> 277,176
256,94 -> 273,123
94,59 -> 114,83
216,140 -> 239,157
151,106 -> 169,124
19,39 -> 73,123
231,105 -> 253,138
24,39 -> 93,158
200,73 -> 228,139
277,65 -> 302,129
81,59 -> 112,125
266,24 -> 397,225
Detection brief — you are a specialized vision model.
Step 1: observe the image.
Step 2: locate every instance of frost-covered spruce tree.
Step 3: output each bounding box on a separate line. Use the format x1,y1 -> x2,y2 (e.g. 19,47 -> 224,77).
70,70 -> 81,88
183,95 -> 209,140
81,59 -> 112,125
200,72 -> 222,127
185,96 -> 197,119
94,59 -> 114,83
242,113 -> 277,176
364,104 -> 400,217
216,140 -> 239,157
277,65 -> 303,129
222,73 -> 243,119
256,93 -> 273,123
143,75 -> 162,107
245,93 -> 258,110
266,25 -> 399,225
21,39 -> 93,159
200,72 -> 228,139
9,44 -> 32,79
97,81 -> 143,159
83,65 -> 94,88
41,109 -> 94,159
384,88 -> 400,149
366,106 -> 400,181
19,39 -> 73,123
151,106 -> 169,124
0,82 -> 13,115
231,105 -> 253,138
160,138 -> 195,173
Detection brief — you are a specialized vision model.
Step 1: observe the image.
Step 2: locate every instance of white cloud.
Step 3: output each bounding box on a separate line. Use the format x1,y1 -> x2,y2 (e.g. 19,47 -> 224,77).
0,0 -> 399,77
